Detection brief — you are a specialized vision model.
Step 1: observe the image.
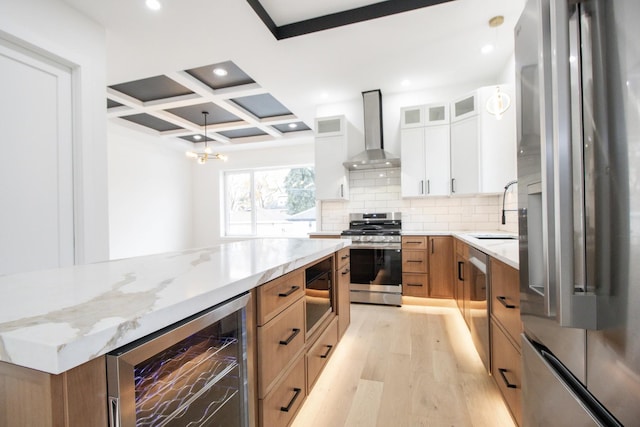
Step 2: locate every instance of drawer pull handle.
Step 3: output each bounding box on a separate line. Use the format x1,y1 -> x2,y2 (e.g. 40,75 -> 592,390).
341,269 -> 350,275
498,368 -> 518,389
320,345 -> 334,359
496,295 -> 516,309
341,254 -> 350,260
279,328 -> 301,346
280,387 -> 302,412
406,241 -> 423,244
406,283 -> 423,287
407,260 -> 423,263
278,286 -> 300,297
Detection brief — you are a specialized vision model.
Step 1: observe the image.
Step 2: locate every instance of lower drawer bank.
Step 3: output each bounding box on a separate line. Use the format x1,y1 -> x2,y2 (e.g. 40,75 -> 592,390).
256,253 -> 348,427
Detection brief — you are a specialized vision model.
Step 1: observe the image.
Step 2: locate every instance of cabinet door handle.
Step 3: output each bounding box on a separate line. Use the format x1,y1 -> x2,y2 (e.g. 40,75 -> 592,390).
280,387 -> 302,412
431,239 -> 434,254
341,268 -> 350,275
278,286 -> 300,297
420,180 -> 424,195
340,184 -> 344,198
427,179 -> 430,195
496,295 -> 516,309
279,328 -> 301,345
498,368 -> 518,389
320,345 -> 334,359
407,283 -> 423,287
458,261 -> 464,281
451,178 -> 456,193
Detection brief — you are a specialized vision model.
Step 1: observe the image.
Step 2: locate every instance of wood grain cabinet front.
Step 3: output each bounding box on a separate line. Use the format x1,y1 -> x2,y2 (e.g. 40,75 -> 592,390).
259,356 -> 306,427
336,257 -> 351,338
257,297 -> 305,398
490,258 -> 522,344
402,273 -> 429,297
427,236 -> 453,298
257,270 -> 305,325
489,257 -> 522,426
306,317 -> 338,392
491,319 -> 522,426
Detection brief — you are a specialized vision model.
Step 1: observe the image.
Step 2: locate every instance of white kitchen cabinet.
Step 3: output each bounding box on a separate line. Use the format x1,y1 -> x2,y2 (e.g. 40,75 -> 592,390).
401,103 -> 450,197
449,85 -> 516,195
314,116 -> 350,201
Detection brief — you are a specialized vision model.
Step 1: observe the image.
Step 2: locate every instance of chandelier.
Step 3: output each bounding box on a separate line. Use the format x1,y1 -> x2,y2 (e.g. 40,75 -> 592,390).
185,111 -> 228,164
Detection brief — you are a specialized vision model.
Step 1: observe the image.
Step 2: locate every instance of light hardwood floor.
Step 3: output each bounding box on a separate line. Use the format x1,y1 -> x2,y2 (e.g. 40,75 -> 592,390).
291,298 -> 516,427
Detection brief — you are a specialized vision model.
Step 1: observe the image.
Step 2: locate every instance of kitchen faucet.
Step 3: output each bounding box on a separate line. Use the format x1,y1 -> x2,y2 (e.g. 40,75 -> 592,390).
501,180 -> 518,225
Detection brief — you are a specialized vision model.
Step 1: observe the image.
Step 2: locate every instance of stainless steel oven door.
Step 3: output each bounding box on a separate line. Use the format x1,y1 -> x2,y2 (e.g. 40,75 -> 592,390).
348,246 -> 402,306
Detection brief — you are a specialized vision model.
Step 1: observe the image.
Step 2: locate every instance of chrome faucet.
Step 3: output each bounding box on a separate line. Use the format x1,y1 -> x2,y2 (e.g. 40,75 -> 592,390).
501,180 -> 518,225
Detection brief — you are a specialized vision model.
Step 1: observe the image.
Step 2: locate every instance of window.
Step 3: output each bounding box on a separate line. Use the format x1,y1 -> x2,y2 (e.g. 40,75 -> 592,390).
224,166 -> 316,237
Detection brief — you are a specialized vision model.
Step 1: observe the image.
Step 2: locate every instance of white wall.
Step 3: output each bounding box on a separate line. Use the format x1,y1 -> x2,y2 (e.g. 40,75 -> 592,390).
0,0 -> 109,263
108,123 -> 194,259
191,141 -> 315,247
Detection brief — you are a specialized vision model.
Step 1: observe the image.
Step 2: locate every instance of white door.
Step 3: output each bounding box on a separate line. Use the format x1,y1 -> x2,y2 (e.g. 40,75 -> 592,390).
0,39 -> 74,275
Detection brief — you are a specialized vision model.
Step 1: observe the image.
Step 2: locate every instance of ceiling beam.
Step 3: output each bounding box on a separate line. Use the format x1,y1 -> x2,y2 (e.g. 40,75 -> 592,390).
247,0 -> 456,40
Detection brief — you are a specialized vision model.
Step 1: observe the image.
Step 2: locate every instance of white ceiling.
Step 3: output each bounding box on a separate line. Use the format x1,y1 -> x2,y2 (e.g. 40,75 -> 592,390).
61,0 -> 525,148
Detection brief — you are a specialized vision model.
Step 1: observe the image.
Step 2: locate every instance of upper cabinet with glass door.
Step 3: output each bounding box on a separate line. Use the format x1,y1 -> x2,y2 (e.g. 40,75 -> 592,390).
314,116 -> 350,201
401,103 -> 450,129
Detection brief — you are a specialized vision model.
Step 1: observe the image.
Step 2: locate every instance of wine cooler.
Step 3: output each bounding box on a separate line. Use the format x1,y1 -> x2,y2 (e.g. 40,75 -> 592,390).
107,292 -> 253,427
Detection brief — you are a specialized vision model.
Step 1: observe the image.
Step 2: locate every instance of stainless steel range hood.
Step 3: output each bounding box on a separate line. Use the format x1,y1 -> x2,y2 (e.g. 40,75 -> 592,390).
343,90 -> 401,171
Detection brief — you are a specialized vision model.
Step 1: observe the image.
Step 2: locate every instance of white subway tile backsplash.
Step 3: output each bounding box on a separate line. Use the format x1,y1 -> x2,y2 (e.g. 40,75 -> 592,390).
319,167 -> 516,233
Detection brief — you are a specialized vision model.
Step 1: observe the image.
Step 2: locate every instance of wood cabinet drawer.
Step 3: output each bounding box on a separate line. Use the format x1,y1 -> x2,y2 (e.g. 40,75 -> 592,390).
402,250 -> 428,273
257,270 -> 305,325
402,273 -> 429,297
259,356 -> 306,427
490,258 -> 521,345
491,319 -> 522,426
258,298 -> 305,397
306,317 -> 338,391
402,236 -> 427,249
335,247 -> 350,270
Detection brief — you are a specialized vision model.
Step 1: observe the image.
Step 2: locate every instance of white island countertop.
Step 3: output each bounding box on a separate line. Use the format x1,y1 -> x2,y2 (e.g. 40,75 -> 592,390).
0,238 -> 349,375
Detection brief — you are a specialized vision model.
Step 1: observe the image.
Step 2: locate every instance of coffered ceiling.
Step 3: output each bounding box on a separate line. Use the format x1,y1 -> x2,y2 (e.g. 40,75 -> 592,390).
63,0 -> 526,151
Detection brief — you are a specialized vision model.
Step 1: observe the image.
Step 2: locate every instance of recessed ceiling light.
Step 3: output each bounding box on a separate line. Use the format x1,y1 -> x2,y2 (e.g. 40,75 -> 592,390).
481,44 -> 495,54
193,135 -> 202,140
213,67 -> 228,77
288,123 -> 298,129
145,0 -> 161,11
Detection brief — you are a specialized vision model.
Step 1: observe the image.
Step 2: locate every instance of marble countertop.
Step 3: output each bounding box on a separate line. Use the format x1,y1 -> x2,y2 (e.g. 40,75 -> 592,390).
452,233 -> 519,270
0,238 -> 349,374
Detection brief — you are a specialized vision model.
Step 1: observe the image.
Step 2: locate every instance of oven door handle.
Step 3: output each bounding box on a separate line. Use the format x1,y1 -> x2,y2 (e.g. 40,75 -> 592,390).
349,244 -> 401,250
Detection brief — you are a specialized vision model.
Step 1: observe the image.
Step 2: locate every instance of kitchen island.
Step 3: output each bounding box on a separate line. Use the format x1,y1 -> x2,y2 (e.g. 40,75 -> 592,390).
0,238 -> 349,426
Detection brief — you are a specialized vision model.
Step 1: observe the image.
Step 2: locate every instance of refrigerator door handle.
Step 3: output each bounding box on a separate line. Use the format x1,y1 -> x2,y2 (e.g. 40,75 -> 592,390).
550,0 -> 606,329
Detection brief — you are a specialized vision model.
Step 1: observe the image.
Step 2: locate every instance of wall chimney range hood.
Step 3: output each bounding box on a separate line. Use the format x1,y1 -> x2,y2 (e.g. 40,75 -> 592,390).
343,90 -> 401,170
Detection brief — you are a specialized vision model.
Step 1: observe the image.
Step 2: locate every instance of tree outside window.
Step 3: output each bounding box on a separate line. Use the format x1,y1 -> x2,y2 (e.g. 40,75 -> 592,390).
224,167 -> 316,237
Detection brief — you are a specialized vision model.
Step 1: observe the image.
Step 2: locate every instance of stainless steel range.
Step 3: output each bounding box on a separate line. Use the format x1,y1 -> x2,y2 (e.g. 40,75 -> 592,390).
341,213 -> 402,306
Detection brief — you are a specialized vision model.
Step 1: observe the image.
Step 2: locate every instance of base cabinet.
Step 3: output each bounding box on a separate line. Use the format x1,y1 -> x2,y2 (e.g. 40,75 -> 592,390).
0,357 -> 107,427
256,250 -> 348,427
402,236 -> 453,299
489,258 -> 522,426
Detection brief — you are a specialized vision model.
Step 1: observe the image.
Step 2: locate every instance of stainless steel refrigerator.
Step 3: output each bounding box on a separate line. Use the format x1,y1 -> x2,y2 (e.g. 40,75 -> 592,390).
515,0 -> 640,425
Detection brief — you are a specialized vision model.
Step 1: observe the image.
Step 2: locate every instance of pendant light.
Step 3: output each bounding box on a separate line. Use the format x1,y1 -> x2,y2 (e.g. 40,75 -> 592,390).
185,111 -> 228,164
486,86 -> 511,120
